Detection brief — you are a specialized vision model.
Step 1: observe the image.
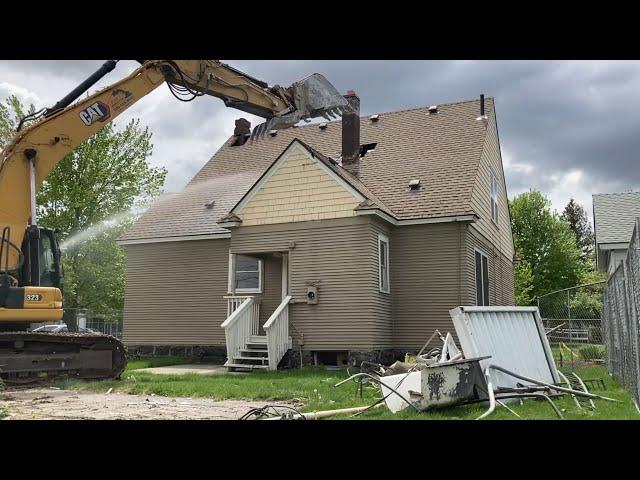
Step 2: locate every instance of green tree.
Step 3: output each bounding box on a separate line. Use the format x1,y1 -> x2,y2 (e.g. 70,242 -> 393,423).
0,94 -> 35,146
561,198 -> 595,261
510,190 -> 584,300
1,93 -> 166,312
514,259 -> 535,306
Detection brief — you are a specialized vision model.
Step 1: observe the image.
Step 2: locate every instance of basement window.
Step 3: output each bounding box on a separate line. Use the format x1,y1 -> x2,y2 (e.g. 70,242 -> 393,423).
235,254 -> 263,293
314,351 -> 349,367
475,249 -> 489,306
360,143 -> 377,157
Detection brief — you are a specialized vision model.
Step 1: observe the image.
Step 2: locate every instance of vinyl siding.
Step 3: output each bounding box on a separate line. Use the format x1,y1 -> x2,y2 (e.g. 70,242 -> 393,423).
463,224 -> 515,306
238,146 -> 361,226
122,239 -> 229,346
390,222 -> 466,349
230,216 -> 392,350
469,109 -> 515,261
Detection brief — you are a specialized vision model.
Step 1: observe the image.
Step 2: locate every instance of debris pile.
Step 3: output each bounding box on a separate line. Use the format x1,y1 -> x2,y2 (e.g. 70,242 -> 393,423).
241,306 -> 619,420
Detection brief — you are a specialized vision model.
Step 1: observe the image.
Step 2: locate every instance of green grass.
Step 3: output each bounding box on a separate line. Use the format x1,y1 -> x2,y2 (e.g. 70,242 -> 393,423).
55,358 -> 639,420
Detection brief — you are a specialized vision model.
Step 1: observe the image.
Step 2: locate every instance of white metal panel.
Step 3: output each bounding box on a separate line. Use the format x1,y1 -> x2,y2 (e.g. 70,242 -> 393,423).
450,306 -> 559,389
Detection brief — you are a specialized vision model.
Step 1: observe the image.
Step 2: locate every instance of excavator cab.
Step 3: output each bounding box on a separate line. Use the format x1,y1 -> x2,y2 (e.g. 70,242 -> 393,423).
0,226 -> 63,327
19,227 -> 63,290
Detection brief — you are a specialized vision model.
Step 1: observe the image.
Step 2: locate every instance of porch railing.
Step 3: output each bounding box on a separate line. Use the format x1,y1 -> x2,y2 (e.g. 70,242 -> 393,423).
264,295 -> 292,370
220,297 -> 258,365
224,295 -> 260,335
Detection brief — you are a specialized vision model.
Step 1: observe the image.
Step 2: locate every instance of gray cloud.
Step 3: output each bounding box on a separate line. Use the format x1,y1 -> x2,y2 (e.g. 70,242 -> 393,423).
2,59 -> 639,223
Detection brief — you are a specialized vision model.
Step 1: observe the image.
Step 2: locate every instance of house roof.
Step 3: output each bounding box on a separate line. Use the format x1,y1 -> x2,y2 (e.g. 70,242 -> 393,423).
593,191 -> 640,245
121,97 -> 493,241
225,138 -> 394,218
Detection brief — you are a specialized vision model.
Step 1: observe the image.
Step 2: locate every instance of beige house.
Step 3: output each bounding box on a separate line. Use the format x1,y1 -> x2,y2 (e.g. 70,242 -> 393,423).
592,191 -> 640,276
119,93 -> 515,369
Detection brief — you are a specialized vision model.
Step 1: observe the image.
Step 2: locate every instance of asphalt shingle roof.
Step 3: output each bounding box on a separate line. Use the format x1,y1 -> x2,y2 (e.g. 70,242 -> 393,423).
121,97 -> 493,241
593,191 -> 640,245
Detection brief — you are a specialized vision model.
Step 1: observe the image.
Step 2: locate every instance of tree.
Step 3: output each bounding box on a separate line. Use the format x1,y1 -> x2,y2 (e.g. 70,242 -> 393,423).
561,198 -> 595,261
1,94 -> 166,312
0,94 -> 35,146
514,260 -> 535,306
510,190 -> 584,301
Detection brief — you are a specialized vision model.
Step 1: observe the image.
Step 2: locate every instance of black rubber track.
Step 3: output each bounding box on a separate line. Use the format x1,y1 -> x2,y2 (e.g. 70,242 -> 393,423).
0,331 -> 127,383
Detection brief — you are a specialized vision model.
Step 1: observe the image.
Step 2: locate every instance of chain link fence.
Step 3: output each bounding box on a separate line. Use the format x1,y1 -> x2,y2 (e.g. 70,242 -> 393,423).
602,218 -> 640,409
32,308 -> 123,340
537,281 -> 605,368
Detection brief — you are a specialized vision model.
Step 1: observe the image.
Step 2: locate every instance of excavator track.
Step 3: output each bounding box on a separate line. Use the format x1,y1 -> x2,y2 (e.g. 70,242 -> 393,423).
0,331 -> 126,384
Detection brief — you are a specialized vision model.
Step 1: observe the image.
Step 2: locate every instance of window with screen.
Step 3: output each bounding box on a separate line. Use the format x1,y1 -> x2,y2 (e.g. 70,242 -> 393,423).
475,249 -> 489,306
378,234 -> 390,293
490,172 -> 499,225
235,255 -> 262,293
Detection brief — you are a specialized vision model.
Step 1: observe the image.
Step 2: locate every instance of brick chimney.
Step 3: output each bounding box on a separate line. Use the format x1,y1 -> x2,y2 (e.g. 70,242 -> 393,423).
232,118 -> 251,146
341,90 -> 361,177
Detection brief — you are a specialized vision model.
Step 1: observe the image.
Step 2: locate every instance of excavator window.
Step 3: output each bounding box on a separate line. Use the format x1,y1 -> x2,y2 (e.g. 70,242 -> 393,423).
39,234 -> 56,287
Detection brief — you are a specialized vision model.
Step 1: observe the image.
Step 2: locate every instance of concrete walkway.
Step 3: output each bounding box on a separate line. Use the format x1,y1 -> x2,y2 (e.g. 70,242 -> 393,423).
133,364 -> 245,375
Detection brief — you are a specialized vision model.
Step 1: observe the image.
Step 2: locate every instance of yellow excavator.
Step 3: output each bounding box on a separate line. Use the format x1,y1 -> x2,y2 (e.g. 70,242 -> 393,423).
0,60 -> 350,382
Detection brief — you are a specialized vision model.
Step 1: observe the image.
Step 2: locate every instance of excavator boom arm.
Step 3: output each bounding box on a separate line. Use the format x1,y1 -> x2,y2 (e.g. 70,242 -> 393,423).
0,60 -> 348,271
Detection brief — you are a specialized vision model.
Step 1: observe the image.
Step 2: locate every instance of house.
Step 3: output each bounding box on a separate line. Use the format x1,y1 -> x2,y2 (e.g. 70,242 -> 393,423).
118,93 -> 515,369
593,191 -> 640,275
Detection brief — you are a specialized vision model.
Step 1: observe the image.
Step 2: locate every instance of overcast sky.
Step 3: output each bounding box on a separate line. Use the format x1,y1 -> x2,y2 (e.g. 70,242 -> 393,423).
2,60 -> 639,223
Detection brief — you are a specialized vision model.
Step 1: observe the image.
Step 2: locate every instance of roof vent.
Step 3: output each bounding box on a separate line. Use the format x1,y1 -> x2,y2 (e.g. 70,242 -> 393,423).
409,179 -> 421,190
204,200 -> 215,209
428,105 -> 438,114
370,114 -> 380,122
319,122 -> 328,130
269,129 -> 278,137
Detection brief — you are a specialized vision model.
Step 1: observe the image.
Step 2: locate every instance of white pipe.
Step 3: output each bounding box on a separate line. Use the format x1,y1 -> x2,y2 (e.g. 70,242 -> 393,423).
263,405 -> 379,420
476,368 -> 496,420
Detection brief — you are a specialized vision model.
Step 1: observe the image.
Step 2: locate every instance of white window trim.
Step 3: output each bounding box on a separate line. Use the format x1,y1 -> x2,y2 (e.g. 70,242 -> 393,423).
234,255 -> 264,294
490,171 -> 499,225
474,248 -> 489,306
378,233 -> 390,294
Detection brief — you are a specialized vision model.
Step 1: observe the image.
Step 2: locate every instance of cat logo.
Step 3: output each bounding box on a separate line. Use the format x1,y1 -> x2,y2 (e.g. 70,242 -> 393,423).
79,101 -> 110,126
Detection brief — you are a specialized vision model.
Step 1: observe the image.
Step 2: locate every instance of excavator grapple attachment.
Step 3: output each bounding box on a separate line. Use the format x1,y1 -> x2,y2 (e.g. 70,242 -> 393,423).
251,73 -> 352,139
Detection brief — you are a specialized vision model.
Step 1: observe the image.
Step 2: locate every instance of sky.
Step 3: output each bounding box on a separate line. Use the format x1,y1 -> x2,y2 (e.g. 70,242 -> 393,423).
2,60 -> 639,224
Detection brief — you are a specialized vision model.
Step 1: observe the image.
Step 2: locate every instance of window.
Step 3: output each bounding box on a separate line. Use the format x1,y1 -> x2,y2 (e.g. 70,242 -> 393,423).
490,172 -> 499,225
475,249 -> 490,306
235,255 -> 263,293
378,234 -> 390,293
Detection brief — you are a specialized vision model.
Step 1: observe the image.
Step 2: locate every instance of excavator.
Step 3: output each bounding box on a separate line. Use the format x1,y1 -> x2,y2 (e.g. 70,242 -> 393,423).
0,60 -> 350,383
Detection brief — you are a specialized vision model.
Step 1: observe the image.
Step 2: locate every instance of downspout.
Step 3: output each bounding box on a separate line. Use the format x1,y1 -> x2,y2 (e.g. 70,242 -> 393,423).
458,223 -> 463,305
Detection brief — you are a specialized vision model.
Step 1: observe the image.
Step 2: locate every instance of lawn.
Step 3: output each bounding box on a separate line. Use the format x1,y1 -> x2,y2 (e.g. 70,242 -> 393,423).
56,358 -> 640,420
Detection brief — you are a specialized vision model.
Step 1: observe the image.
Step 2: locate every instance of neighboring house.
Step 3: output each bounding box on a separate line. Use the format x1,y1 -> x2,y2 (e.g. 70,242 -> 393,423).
118,93 -> 515,369
593,191 -> 640,276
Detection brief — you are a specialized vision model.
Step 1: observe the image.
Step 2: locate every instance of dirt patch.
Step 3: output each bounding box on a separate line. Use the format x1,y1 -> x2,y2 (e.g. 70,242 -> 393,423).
0,388 -> 296,420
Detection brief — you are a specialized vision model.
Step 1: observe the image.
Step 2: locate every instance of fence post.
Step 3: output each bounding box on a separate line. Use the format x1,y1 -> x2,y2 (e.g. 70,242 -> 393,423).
567,289 -> 574,368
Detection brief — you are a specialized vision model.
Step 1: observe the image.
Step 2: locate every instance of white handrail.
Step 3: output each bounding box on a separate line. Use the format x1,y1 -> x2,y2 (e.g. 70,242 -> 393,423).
264,296 -> 292,370
221,297 -> 256,365
224,295 -> 260,334
221,297 -> 252,328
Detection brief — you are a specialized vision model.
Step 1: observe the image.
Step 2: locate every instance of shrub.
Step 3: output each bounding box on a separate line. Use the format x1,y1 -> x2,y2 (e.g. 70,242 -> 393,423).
578,344 -> 605,360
